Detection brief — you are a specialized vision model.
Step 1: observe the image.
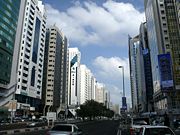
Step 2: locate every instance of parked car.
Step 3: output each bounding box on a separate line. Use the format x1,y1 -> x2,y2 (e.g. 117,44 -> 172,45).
46,124 -> 83,135
139,125 -> 175,135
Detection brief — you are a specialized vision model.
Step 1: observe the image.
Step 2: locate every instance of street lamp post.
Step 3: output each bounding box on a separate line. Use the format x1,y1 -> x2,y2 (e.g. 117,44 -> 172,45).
119,66 -> 125,97
118,66 -> 127,111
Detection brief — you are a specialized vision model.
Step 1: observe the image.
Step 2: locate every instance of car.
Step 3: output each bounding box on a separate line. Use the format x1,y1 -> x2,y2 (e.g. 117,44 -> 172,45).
175,126 -> 180,135
26,120 -> 39,127
139,125 -> 175,135
130,118 -> 149,135
46,124 -> 83,135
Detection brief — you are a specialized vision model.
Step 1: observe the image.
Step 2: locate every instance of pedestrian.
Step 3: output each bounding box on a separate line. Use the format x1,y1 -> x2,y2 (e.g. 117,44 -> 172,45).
164,112 -> 170,127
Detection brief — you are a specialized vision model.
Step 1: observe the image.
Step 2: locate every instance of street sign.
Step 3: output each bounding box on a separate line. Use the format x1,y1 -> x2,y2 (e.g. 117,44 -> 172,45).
47,112 -> 57,121
122,97 -> 127,110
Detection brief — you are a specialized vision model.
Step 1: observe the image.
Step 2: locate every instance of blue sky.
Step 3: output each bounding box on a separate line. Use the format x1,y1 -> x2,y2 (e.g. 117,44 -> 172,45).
42,0 -> 145,107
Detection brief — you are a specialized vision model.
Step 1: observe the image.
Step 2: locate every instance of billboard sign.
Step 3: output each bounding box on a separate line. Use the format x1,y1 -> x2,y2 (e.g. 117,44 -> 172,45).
158,53 -> 173,91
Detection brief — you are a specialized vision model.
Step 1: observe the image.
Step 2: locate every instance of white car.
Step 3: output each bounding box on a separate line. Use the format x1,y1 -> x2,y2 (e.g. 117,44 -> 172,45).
130,118 -> 149,135
46,124 -> 83,135
139,125 -> 175,135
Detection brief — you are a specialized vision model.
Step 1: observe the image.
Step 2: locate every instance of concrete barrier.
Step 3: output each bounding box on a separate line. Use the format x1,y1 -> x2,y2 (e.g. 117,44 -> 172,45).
0,126 -> 51,135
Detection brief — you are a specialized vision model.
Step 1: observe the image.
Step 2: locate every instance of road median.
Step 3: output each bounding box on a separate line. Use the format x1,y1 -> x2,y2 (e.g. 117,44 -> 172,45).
0,126 -> 51,135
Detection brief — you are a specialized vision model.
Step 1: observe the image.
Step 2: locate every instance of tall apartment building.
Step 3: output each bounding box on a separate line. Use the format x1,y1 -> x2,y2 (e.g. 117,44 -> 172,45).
104,90 -> 110,109
145,0 -> 180,117
79,65 -> 89,104
136,36 -> 146,113
68,48 -> 81,106
67,48 -> 81,116
91,76 -> 96,101
79,64 -> 96,104
128,35 -> 140,113
95,83 -> 105,104
15,0 -> 46,114
139,22 -> 154,112
129,23 -> 155,114
42,25 -> 68,115
0,0 -> 21,106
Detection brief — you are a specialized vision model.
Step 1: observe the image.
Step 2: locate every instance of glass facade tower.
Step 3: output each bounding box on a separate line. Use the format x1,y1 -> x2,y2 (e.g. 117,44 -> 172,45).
0,0 -> 20,85
145,0 -> 180,118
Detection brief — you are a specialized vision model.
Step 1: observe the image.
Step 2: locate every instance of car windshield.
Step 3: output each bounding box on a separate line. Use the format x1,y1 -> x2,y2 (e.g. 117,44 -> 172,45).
144,128 -> 174,135
51,125 -> 72,132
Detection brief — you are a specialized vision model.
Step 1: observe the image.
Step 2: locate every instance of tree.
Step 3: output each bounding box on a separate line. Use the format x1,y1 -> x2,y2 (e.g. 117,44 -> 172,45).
76,100 -> 114,120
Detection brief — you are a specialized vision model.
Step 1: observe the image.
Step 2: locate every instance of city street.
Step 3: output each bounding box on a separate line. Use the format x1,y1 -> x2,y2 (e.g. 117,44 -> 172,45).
1,0 -> 179,135
12,120 -> 123,135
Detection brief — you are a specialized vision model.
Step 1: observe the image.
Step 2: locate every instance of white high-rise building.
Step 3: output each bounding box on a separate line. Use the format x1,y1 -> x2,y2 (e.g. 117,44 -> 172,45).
79,65 -> 88,104
16,0 -> 46,112
91,76 -> 96,101
79,64 -> 96,104
68,48 -> 81,106
95,83 -> 105,104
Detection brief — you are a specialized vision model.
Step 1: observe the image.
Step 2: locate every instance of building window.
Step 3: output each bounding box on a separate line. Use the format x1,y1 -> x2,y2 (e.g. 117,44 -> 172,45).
22,86 -> 26,90
32,18 -> 41,63
31,66 -> 35,86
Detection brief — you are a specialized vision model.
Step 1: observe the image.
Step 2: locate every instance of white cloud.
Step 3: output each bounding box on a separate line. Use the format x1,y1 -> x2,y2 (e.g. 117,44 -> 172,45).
92,56 -> 131,105
45,1 -> 144,46
92,56 -> 129,79
105,84 -> 132,107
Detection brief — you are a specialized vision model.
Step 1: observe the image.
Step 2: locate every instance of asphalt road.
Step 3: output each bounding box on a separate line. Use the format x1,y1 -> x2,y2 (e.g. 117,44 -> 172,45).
78,120 -> 120,135
13,120 -> 121,135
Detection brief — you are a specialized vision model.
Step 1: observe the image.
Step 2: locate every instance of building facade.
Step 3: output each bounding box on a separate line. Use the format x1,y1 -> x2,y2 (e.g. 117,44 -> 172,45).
104,90 -> 110,109
91,76 -> 96,101
139,22 -> 154,113
67,48 -> 81,116
129,35 -> 140,113
79,65 -> 89,104
15,0 -> 46,115
42,25 -> 68,116
0,0 -> 21,106
95,83 -> 105,104
79,64 -> 96,105
145,0 -> 180,118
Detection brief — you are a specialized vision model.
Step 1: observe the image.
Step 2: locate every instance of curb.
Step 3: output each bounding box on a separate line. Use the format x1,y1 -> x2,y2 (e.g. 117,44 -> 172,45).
0,126 -> 51,135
